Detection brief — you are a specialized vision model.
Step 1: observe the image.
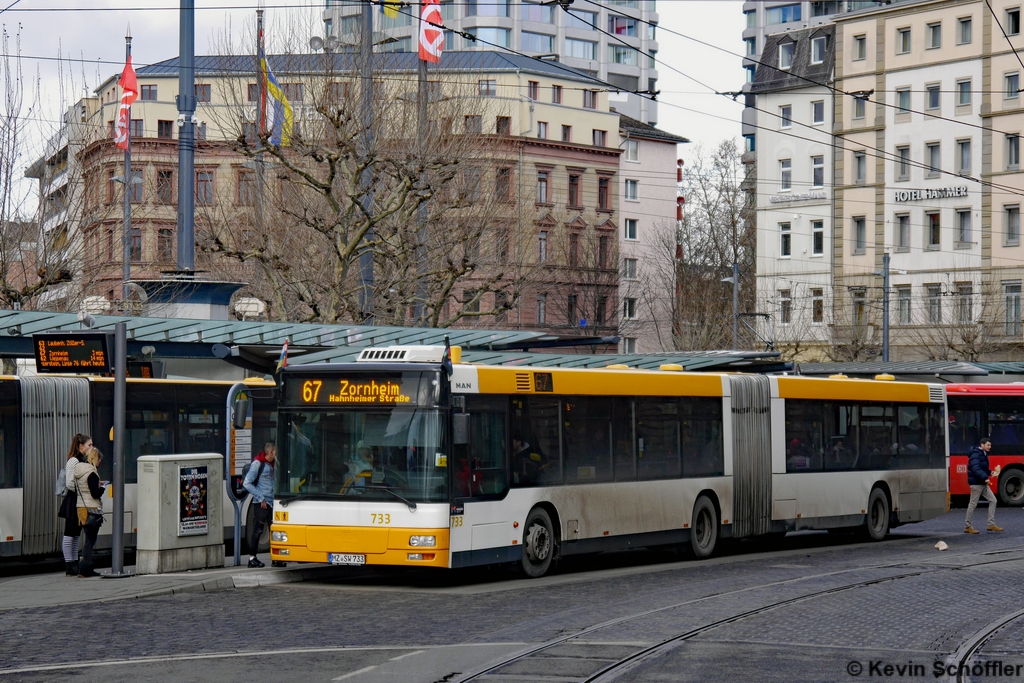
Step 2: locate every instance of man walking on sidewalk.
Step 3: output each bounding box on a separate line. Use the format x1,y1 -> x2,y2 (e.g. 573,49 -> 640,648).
965,438 -> 1002,534
243,442 -> 276,567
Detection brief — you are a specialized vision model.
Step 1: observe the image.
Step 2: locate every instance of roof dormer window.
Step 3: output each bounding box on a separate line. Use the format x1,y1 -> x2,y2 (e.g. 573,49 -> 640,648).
779,41 -> 795,70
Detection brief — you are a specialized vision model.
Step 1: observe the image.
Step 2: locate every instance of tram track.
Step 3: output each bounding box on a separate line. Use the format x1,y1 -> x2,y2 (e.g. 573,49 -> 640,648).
454,547 -> 1024,683
946,606 -> 1024,683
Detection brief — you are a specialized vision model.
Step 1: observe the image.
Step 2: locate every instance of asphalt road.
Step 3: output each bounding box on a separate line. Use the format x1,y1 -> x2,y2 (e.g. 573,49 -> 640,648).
2,507 -> 1023,683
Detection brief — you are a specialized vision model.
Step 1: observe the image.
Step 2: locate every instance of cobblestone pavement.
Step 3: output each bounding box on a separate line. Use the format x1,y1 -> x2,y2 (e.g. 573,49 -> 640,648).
2,508 -> 1023,683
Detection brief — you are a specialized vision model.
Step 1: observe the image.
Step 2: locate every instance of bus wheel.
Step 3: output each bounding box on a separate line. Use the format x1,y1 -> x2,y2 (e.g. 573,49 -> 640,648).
690,496 -> 719,559
865,488 -> 890,541
998,468 -> 1024,506
521,508 -> 556,578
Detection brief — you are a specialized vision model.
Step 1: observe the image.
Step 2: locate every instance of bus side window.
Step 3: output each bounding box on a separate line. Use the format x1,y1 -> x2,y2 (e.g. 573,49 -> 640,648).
986,396 -> 1024,456
947,398 -> 980,455
510,397 -> 560,487
467,412 -> 508,496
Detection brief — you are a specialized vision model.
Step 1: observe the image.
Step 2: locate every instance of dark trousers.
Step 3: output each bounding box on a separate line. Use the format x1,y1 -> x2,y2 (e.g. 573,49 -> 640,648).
80,523 -> 100,574
250,503 -> 272,555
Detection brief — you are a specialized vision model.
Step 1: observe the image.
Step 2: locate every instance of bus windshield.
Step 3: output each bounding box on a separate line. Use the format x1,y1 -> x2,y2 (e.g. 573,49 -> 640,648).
277,408 -> 448,503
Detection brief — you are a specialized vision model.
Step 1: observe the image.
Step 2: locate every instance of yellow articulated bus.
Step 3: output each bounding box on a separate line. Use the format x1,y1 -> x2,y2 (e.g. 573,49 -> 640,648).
269,347 -> 948,577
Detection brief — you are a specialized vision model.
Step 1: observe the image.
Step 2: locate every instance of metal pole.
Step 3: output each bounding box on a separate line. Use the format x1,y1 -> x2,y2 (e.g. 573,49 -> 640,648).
122,32 -> 133,308
358,0 -> 375,322
882,251 -> 890,362
224,383 -> 249,567
255,10 -> 265,245
413,51 -> 428,324
108,322 -> 129,577
176,0 -> 196,272
732,262 -> 739,351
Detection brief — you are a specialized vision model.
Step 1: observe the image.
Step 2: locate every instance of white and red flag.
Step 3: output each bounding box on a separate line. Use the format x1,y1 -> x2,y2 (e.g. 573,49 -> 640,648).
419,0 -> 444,63
113,55 -> 138,151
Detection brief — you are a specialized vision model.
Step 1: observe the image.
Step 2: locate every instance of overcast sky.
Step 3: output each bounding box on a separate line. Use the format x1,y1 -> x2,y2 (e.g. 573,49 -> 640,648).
4,0 -> 743,192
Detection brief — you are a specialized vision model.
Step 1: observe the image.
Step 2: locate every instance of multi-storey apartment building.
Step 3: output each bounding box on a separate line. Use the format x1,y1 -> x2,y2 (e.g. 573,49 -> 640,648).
616,114 -> 687,354
756,0 -> 1024,360
324,0 -> 660,125
34,51 -> 662,340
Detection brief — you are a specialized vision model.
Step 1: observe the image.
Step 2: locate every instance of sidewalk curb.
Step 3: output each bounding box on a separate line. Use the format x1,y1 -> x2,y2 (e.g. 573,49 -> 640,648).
113,565 -> 339,602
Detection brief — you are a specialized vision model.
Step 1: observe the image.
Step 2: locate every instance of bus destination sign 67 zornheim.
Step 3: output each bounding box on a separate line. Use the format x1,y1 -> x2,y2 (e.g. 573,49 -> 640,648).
33,333 -> 114,374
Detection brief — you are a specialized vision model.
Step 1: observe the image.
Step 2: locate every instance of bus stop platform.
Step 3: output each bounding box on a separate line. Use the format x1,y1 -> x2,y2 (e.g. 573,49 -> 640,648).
0,554 -> 333,611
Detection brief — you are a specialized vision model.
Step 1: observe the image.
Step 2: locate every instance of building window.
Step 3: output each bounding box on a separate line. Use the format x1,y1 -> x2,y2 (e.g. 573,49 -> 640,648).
592,129 -> 607,146
811,36 -> 827,64
126,170 -> 143,203
537,293 -> 547,324
566,38 -> 596,59
854,151 -> 866,184
537,121 -> 548,139
596,295 -> 607,325
568,233 -> 580,267
927,22 -> 941,49
157,120 -> 174,139
1008,205 -> 1021,244
1009,134 -> 1021,168
957,209 -> 972,243
896,87 -> 911,114
129,119 -> 144,139
623,258 -> 637,280
281,83 -> 304,102
129,227 -> 142,263
926,285 -> 943,323
608,45 -> 639,66
1008,7 -> 1021,35
536,171 -> 549,204
566,293 -> 578,325
196,170 -> 214,205
780,159 -> 792,190
583,90 -> 597,109
854,216 -> 867,253
897,286 -> 912,324
746,37 -> 756,56
624,139 -> 639,162
779,42 -> 795,69
247,83 -> 258,102
853,34 -> 866,60
478,79 -> 496,97
157,228 -> 174,262
853,289 -> 867,329
496,116 -> 511,135
528,80 -> 539,100
561,125 -> 572,143
957,138 -> 971,174
623,297 -> 637,319
926,211 -> 941,248
811,155 -> 824,188
567,174 -> 581,207
959,17 -> 973,44
812,220 -> 824,255
552,85 -> 562,104
780,222 -> 792,257
140,84 -> 157,101
1007,72 -> 1020,98
896,213 -> 910,249
926,84 -> 940,110
812,289 -> 824,323
625,179 -> 638,200
812,100 -> 824,125
779,290 -> 792,324
598,235 -> 610,269
538,231 -> 548,263
956,283 -> 973,323
766,4 -> 801,24
467,0 -> 509,17
464,115 -> 482,134
237,171 -> 256,206
624,218 -> 638,240
780,104 -> 792,128
495,167 -> 512,201
957,79 -> 972,106
156,169 -> 174,204
622,337 -> 636,354
926,142 -> 941,177
1007,283 -> 1022,336
746,9 -> 756,28
897,28 -> 911,54
853,95 -> 866,119
598,177 -> 611,210
746,66 -> 757,83
195,84 -> 212,103
609,14 -> 638,35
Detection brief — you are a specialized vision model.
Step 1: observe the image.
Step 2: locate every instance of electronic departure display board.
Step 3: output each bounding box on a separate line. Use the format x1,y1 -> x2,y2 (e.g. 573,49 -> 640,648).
283,372 -> 438,407
33,333 -> 114,374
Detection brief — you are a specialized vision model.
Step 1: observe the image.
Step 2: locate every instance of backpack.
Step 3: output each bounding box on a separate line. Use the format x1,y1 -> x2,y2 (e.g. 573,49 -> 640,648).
241,459 -> 266,488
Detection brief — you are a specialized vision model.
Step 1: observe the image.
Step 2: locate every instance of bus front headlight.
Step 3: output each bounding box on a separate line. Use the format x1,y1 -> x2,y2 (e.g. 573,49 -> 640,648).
409,535 -> 436,547
271,531 -> 288,542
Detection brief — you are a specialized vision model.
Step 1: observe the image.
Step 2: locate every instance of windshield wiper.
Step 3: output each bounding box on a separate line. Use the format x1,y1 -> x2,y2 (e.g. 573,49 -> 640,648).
278,492 -> 334,507
367,486 -> 418,512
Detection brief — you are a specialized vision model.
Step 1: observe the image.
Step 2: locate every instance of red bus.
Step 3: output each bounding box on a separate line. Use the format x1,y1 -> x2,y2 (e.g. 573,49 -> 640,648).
947,384 -> 1024,506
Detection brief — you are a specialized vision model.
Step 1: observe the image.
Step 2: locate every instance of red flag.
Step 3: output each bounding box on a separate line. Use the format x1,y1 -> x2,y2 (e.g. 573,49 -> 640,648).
419,0 -> 443,63
113,56 -> 138,151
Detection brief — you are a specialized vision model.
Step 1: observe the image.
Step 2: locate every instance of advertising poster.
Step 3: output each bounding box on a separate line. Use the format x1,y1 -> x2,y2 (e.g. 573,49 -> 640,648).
178,465 -> 209,536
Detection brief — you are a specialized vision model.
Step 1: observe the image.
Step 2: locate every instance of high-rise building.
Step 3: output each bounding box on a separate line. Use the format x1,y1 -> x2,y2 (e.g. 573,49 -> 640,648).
323,0 -> 660,125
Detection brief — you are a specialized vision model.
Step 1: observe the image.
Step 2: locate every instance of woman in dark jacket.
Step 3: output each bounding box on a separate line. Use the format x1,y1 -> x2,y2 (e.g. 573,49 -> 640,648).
60,434 -> 92,576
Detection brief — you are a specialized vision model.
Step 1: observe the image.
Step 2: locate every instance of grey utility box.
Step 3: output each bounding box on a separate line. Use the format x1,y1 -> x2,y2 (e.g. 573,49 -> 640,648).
136,453 -> 224,574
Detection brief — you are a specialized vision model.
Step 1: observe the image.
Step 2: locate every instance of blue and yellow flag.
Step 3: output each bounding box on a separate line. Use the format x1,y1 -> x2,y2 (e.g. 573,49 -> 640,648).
382,0 -> 400,18
259,48 -> 293,147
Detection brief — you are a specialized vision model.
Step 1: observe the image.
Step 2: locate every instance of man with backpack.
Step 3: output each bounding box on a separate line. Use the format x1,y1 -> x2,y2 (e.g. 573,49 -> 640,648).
243,442 -> 276,568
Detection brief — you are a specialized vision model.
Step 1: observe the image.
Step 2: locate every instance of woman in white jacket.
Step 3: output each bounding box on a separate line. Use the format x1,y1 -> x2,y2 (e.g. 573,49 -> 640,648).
73,447 -> 105,578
